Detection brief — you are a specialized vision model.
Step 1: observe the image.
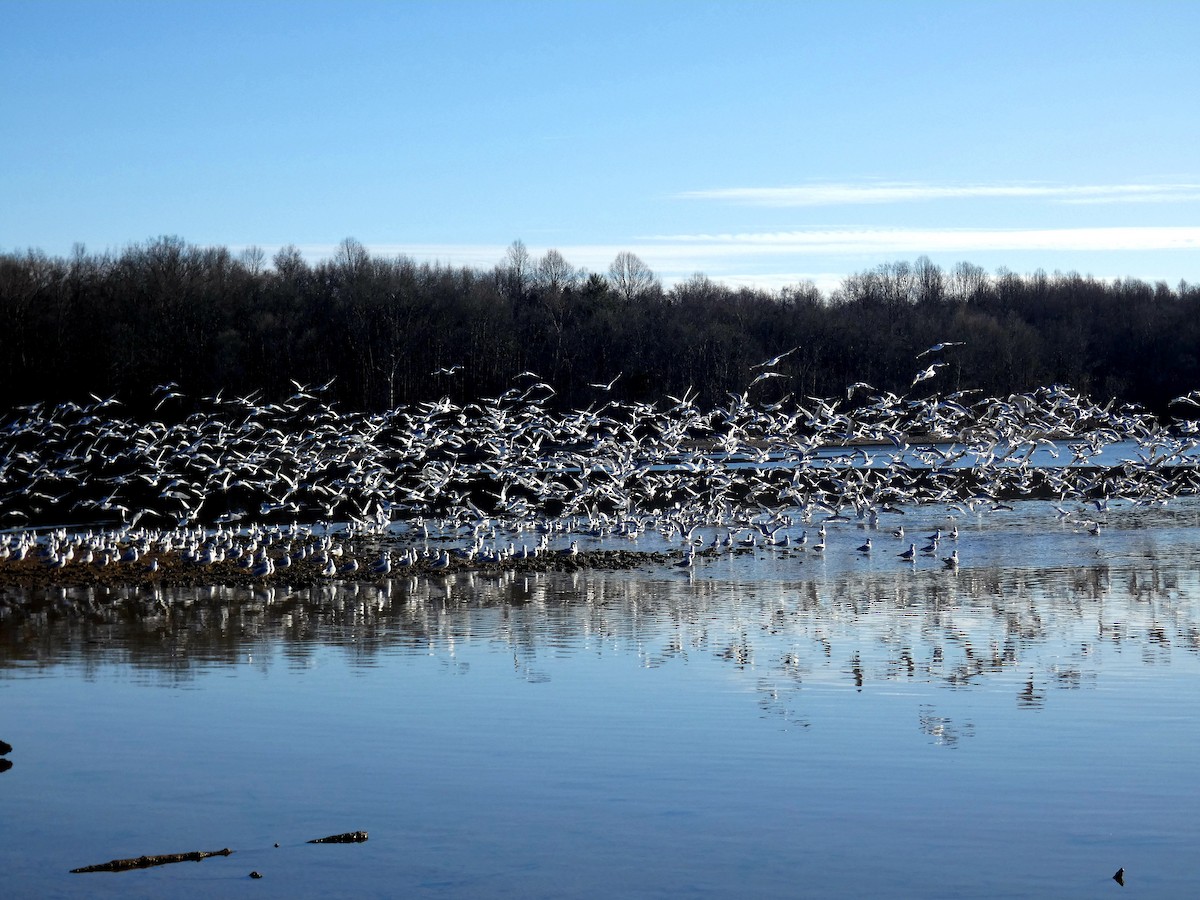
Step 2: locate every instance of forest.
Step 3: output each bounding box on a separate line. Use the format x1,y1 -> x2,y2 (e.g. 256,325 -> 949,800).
1,236 -> 1197,418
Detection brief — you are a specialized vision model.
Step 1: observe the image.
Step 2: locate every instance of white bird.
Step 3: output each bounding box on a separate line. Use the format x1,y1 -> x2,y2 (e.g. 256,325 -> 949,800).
371,552 -> 392,575
912,363 -> 948,386
917,341 -> 965,358
588,373 -> 622,391
748,370 -> 787,389
751,346 -> 799,369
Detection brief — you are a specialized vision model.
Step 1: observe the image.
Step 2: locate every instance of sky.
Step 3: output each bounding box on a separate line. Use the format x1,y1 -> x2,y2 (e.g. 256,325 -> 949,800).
3,0 -> 1199,293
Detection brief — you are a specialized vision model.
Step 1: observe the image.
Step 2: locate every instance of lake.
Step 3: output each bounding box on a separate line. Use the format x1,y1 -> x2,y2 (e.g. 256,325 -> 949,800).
3,497 -> 1199,897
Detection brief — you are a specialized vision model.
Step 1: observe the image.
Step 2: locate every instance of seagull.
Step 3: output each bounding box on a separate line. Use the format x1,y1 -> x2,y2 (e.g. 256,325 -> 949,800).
912,363 -> 949,386
154,388 -> 185,411
588,373 -> 622,391
674,547 -> 696,568
751,346 -> 799,369
748,370 -> 787,389
917,341 -> 965,358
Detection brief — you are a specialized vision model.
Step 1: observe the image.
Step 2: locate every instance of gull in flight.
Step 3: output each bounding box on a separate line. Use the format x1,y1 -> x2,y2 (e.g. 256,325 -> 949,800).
751,346 -> 799,369
588,372 -> 622,391
748,370 -> 787,389
917,341 -> 965,358
912,362 -> 948,386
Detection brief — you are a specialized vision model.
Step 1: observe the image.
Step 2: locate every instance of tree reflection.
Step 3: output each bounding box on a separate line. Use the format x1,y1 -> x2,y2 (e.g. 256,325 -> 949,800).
4,554 -> 1200,740
918,705 -> 976,746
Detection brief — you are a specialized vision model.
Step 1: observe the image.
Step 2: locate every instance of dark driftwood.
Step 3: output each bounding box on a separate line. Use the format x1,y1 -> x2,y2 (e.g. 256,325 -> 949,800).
307,831 -> 368,844
70,829 -> 366,873
70,848 -> 232,873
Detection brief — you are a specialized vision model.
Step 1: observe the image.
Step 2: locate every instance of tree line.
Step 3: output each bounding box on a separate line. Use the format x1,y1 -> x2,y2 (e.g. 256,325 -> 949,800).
1,236 -> 1196,417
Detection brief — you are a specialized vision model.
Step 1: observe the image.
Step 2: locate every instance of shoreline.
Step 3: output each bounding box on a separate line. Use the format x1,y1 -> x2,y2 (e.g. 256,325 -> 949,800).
0,547 -> 684,591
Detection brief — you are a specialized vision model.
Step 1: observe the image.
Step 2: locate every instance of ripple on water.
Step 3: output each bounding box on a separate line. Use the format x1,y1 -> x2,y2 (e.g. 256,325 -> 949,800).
4,499 -> 1200,897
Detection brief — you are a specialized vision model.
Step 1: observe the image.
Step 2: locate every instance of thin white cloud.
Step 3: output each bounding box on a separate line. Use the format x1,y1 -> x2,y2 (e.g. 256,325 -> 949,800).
643,226 -> 1200,255
246,241 -> 847,290
688,271 -> 848,294
259,226 -> 1200,267
274,242 -> 497,267
271,242 -> 636,272
242,226 -> 1197,292
677,182 -> 1200,206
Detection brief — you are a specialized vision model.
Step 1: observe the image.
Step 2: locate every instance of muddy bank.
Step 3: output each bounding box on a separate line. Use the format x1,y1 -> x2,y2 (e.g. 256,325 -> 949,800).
0,546 -> 684,592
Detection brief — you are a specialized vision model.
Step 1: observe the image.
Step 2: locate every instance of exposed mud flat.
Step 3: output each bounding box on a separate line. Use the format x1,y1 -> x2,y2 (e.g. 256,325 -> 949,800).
0,546 -> 679,593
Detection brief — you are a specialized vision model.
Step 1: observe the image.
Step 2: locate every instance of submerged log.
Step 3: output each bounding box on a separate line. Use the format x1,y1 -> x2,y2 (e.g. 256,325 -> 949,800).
70,848 -> 232,873
307,831 -> 368,844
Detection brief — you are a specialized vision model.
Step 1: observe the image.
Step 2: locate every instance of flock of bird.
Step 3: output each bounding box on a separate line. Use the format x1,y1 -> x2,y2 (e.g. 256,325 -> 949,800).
2,342 -> 1200,580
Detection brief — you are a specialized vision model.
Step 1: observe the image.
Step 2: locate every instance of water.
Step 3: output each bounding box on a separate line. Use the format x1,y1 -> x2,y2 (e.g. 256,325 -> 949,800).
4,499 -> 1200,897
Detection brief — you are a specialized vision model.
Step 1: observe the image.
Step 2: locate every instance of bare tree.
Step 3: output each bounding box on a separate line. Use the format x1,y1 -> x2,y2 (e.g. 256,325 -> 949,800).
913,256 -> 944,304
950,261 -> 989,303
499,239 -> 532,299
535,248 -> 579,293
240,245 -> 266,276
272,244 -> 308,278
334,237 -> 370,276
608,251 -> 657,303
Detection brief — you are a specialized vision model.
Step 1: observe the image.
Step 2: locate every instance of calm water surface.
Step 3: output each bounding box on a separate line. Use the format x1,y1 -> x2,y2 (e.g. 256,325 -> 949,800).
4,500 -> 1200,898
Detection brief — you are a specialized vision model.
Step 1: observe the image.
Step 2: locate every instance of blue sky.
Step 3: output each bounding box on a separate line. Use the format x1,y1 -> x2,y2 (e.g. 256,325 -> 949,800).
3,0 -> 1198,291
